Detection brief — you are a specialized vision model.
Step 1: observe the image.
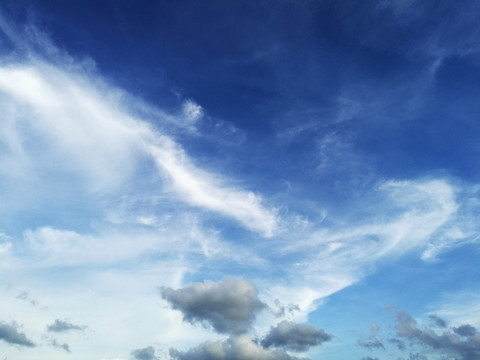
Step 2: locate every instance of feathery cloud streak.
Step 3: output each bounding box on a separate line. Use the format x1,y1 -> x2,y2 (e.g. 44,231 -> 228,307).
0,60 -> 277,237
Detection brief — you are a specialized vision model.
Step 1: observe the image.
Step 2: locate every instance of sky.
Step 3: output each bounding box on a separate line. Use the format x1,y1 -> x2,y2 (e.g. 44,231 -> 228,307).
0,1 -> 479,359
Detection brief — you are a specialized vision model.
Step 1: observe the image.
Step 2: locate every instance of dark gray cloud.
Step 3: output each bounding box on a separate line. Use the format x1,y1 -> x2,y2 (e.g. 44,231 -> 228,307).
394,310 -> 480,360
454,324 -> 477,337
361,357 -> 379,360
428,314 -> 447,328
50,339 -> 71,353
131,346 -> 157,360
170,335 -> 302,360
160,277 -> 265,334
0,321 -> 35,347
357,338 -> 385,350
395,311 -> 419,339
47,319 -> 86,333
261,320 -> 331,351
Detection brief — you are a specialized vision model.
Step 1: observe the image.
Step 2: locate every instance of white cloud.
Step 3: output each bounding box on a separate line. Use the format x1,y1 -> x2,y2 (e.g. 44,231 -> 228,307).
429,291 -> 480,328
0,64 -> 146,193
1,53 -> 476,353
0,241 -> 11,254
0,232 -> 12,254
147,139 -> 278,236
182,99 -> 204,124
262,286 -> 324,322
284,179 -> 457,256
258,179 -> 462,314
17,219 -> 264,269
22,226 -> 164,267
1,17 -> 479,360
0,58 -> 277,236
421,184 -> 480,261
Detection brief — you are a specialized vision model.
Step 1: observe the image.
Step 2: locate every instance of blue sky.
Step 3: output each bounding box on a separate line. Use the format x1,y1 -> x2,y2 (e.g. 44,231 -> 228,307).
0,1 -> 479,359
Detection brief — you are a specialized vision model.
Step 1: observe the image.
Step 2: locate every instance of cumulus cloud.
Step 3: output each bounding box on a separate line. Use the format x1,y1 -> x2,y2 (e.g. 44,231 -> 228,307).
393,310 -> 480,360
0,321 -> 35,347
170,335 -> 302,360
160,277 -> 265,334
261,320 -> 331,351
47,319 -> 86,333
160,277 -> 331,358
131,346 -> 158,360
454,324 -> 477,338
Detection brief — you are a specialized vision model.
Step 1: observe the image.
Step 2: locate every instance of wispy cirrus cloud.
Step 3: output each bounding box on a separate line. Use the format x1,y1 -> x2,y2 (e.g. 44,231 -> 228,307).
147,138 -> 278,236
429,291 -> 480,328
0,46 -> 278,237
265,179 -> 463,307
